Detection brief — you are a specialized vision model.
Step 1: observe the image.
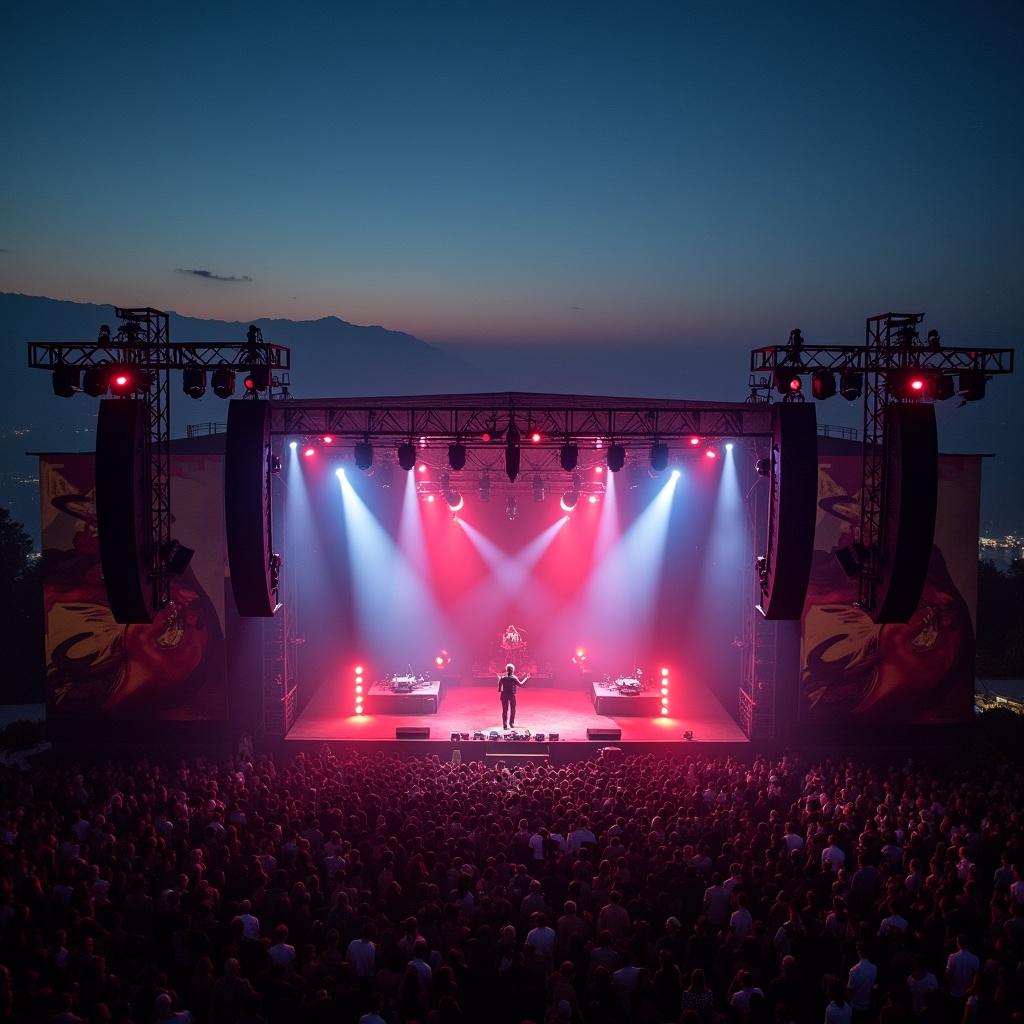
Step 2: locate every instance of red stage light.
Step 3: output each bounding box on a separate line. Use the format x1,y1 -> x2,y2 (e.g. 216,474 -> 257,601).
426,494 -> 435,502
910,378 -> 925,391
588,494 -> 598,504
244,375 -> 255,390
435,655 -> 445,667
660,667 -> 669,677
114,373 -> 129,388
354,665 -> 363,675
481,431 -> 491,442
576,647 -> 586,658
303,447 -> 315,458
689,436 -> 700,446
531,432 -> 541,443
704,449 -> 717,459
595,465 -> 604,474
322,435 -> 334,445
660,707 -> 669,716
788,377 -> 802,392
355,683 -> 363,694
418,464 -> 427,473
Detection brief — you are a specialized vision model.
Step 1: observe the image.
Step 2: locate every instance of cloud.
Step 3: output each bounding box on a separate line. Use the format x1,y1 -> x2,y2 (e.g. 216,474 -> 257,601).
176,267 -> 253,283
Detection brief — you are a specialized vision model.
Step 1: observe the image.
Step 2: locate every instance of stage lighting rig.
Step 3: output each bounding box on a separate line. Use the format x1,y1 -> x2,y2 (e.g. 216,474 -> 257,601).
52,367 -> 81,397
773,369 -> 802,396
354,439 -> 374,471
448,441 -> 467,471
810,370 -> 836,400
649,441 -> 668,473
182,367 -> 206,399
560,441 -> 578,471
211,369 -> 236,398
83,366 -> 109,396
839,370 -> 862,401
532,473 -> 545,502
606,442 -> 625,473
479,472 -> 491,502
505,495 -> 517,521
397,441 -> 417,471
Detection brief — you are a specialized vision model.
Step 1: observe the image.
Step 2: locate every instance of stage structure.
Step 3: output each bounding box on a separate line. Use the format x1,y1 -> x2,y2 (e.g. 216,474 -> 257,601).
27,309 -> 290,622
750,314 -> 1014,622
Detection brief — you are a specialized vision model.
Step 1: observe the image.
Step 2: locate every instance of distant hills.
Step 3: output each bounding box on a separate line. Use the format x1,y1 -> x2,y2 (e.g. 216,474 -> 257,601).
0,291 -> 488,537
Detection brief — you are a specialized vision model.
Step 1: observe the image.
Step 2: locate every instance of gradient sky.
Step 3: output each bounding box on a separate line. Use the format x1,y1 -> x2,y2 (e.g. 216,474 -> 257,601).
2,1 -> 1022,349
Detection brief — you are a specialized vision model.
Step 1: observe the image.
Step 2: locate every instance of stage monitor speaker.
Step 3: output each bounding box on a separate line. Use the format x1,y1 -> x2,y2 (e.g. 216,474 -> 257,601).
587,728 -> 622,741
396,726 -> 430,739
225,400 -> 279,616
869,403 -> 938,623
757,402 -> 818,620
96,398 -> 154,623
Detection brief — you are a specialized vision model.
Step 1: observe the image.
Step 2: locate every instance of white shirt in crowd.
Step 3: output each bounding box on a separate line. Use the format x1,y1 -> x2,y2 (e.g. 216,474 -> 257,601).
946,947 -> 980,998
822,844 -> 846,871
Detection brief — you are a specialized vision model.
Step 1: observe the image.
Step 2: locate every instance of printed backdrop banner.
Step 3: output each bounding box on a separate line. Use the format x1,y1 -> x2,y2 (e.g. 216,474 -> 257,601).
800,453 -> 980,724
41,453 -> 226,720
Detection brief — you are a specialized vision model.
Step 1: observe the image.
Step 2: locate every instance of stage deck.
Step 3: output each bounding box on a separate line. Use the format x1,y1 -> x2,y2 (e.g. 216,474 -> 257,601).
287,679 -> 747,745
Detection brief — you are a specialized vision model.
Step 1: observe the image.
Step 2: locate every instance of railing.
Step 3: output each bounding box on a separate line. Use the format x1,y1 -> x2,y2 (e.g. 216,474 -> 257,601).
186,422 -> 226,437
818,423 -> 859,440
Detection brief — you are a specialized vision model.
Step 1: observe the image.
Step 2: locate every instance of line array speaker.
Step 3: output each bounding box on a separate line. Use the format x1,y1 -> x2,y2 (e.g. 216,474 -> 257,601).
757,402 -> 818,620
95,398 -> 153,623
870,403 -> 938,623
225,400 -> 279,616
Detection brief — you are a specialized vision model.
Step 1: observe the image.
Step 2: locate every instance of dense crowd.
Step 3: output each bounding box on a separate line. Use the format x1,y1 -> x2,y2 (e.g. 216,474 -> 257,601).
1,746 -> 1022,1024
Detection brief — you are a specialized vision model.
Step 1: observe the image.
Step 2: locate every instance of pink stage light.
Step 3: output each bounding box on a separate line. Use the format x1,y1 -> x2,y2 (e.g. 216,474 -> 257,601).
594,465 -> 604,474
660,707 -> 669,715
531,432 -> 542,443
354,665 -> 363,675
322,435 -> 334,445
303,447 -> 315,458
417,464 -> 427,473
689,436 -> 700,446
588,494 -> 598,504
660,667 -> 669,677
426,494 -> 435,502
704,449 -> 717,459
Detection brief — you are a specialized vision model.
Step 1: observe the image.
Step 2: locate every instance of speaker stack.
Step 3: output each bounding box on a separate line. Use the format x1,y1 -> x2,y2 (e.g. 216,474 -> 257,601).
95,399 -> 153,623
757,402 -> 818,620
868,403 -> 938,623
225,400 -> 279,616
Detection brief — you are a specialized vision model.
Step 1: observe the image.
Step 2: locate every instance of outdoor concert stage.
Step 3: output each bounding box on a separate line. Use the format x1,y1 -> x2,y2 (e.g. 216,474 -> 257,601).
285,677 -> 747,750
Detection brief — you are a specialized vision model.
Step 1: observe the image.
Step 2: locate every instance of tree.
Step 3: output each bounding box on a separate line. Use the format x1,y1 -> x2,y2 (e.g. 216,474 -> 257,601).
0,508 -> 44,702
976,558 -> 1024,678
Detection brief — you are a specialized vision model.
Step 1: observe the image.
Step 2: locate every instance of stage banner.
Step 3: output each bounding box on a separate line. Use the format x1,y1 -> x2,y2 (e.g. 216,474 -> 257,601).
40,453 -> 227,720
800,453 -> 979,724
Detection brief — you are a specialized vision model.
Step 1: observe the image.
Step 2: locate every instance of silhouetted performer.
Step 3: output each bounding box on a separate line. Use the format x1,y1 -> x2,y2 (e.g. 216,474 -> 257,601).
497,663 -> 528,728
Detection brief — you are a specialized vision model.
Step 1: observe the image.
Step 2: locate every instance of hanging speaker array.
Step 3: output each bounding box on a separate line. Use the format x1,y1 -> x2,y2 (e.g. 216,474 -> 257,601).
225,400 -> 280,616
756,402 -> 818,620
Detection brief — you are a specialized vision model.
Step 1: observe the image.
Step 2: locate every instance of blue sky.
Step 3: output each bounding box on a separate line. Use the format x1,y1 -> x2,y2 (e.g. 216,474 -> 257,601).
2,1 -> 1021,346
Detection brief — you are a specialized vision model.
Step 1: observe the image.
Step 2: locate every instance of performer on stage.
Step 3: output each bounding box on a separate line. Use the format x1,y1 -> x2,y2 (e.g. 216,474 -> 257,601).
497,663 -> 528,729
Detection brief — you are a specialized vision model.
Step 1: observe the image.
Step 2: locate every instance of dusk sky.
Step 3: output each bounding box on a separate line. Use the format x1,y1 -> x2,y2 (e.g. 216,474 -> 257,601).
3,1 -> 1022,348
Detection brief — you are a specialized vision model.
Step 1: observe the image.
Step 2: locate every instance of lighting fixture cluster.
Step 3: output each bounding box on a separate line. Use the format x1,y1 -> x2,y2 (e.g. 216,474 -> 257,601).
660,666 -> 670,716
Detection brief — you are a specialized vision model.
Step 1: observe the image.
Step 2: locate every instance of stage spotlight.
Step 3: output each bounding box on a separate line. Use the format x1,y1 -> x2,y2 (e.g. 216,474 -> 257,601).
773,369 -> 802,395
211,369 -> 235,398
303,446 -> 315,458
595,465 -> 604,474
890,368 -> 930,400
435,649 -> 451,668
378,462 -> 394,489
835,541 -> 868,579
448,442 -> 466,471
243,365 -> 272,391
704,448 -> 718,460
671,469 -> 680,479
606,443 -> 625,473
531,431 -> 541,443
506,495 -> 517,521
321,435 -> 334,445
725,442 -> 734,451
479,473 -> 491,502
83,366 -> 109,396
755,457 -> 771,476
630,464 -> 645,488
958,370 -> 986,401
811,370 -> 837,400
445,491 -> 464,512
289,441 -> 298,451
335,467 -> 345,479
160,539 -> 195,576
560,442 -> 578,472
532,473 -> 545,502
839,370 -> 863,401
354,440 -> 373,471
426,494 -> 435,503
661,667 -> 669,677
505,422 -> 521,481
397,442 -> 417,471
417,463 -> 427,473
52,367 -> 81,397
649,442 -> 668,473
933,374 -> 955,401
560,491 -> 579,512
689,436 -> 700,446
182,367 -> 206,399
588,494 -> 598,504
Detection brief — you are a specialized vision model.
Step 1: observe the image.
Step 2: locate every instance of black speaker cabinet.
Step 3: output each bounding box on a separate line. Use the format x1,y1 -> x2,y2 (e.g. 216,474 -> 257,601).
225,400 -> 278,616
396,726 -> 430,739
757,402 -> 818,619
96,399 -> 153,623
586,728 -> 622,741
870,403 -> 938,623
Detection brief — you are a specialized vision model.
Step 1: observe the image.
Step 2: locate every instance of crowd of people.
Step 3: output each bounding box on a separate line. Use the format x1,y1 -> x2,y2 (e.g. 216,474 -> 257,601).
0,746 -> 1022,1024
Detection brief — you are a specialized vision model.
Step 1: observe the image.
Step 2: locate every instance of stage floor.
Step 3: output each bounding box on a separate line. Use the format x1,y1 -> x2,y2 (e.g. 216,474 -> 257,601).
286,679 -> 747,744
